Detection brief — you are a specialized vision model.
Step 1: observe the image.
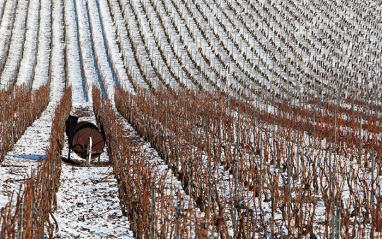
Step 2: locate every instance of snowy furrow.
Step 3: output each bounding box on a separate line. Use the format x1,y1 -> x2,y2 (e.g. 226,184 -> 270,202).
64,0 -> 87,103
86,0 -> 117,101
75,0 -> 104,102
216,0 -> 308,97
223,0 -> 315,100
125,0 -> 180,89
54,105 -> 134,238
311,0 -> 382,86
0,0 -> 29,90
242,0 -> 382,102
256,0 -> 335,93
93,0 -> 121,90
159,0 -> 223,92
97,0 -> 135,93
211,0 -> 293,98
16,0 -> 40,88
287,0 -> 368,95
50,0 -> 66,101
275,0 -> 363,91
108,0 -> 149,89
210,0 -> 382,102
267,0 -> 379,97
184,0 -> 257,84
32,0 -> 52,89
171,0 -> 253,97
269,0 -> 338,94
118,0 -> 163,89
318,0 -> 381,58
0,0 -> 17,80
0,102 -> 58,210
191,0 -> 273,87
255,0 -> 331,99
351,0 -> 382,35
139,0 -> 198,90
306,0 -> 381,95
148,0 -> 213,92
165,0 -> 238,95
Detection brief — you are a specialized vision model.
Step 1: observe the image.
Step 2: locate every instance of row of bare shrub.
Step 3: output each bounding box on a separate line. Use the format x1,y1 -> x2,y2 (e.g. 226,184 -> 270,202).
0,87 -> 72,238
93,86 -> 214,238
230,95 -> 382,155
0,85 -> 50,163
93,86 -> 153,237
115,87 -> 236,237
115,86 -> 381,237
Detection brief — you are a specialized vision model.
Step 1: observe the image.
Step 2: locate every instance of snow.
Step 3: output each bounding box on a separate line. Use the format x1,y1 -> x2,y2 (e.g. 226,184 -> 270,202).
64,0 -> 87,103
32,0 -> 52,89
119,0 -> 162,88
16,0 -> 40,88
49,0 -> 66,102
87,0 -> 116,101
1,0 -> 382,236
97,0 -> 135,93
0,102 -> 57,209
53,104 -> 135,238
0,0 -> 17,74
54,165 -> 134,238
0,0 -> 28,90
114,109 -> 217,237
108,0 -> 149,90
74,0 -> 102,102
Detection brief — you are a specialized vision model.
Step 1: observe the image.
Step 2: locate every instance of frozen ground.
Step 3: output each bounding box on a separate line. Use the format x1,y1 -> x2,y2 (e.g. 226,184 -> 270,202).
53,103 -> 134,238
53,164 -> 134,238
0,102 -> 57,209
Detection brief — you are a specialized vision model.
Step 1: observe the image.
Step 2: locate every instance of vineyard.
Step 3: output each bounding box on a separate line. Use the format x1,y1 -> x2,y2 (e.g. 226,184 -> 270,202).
0,0 -> 381,238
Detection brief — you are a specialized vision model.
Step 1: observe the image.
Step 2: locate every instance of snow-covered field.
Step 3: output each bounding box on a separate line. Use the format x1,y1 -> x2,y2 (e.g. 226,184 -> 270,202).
0,0 -> 381,237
